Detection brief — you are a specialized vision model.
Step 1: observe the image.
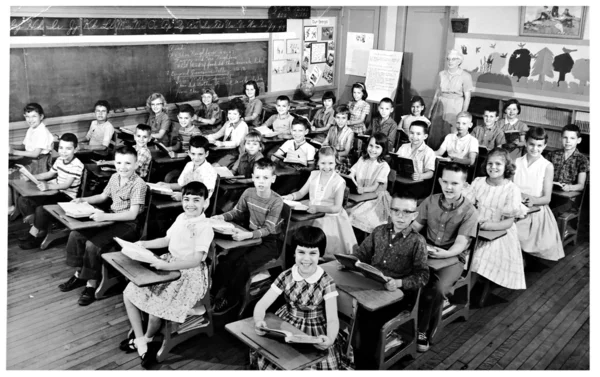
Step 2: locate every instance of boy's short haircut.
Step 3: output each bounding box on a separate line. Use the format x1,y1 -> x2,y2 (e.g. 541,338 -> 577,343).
177,104 -> 195,117
276,95 -> 290,105
182,181 -> 209,199
525,126 -> 548,143
115,145 -> 138,160
94,100 -> 111,113
483,104 -> 499,116
291,115 -> 310,130
441,162 -> 468,180
189,135 -> 210,151
292,225 -> 327,257
322,90 -> 336,105
24,103 -> 44,116
392,192 -> 418,206
562,123 -> 581,138
253,158 -> 276,174
60,133 -> 79,149
379,97 -> 394,106
136,123 -> 152,135
334,104 -> 351,119
409,120 -> 429,135
244,131 -> 264,151
456,111 -> 472,122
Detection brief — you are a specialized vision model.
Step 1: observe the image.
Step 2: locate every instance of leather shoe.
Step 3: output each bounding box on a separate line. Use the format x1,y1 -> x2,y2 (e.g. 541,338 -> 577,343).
18,234 -> 43,250
78,286 -> 96,306
59,275 -> 86,292
141,342 -> 160,369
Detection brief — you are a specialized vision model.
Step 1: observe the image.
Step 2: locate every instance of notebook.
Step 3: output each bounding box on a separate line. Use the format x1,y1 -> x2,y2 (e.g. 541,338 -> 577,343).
340,174 -> 360,194
146,182 -> 173,195
15,164 -> 40,185
114,237 -> 160,264
57,202 -> 104,219
391,155 -> 416,179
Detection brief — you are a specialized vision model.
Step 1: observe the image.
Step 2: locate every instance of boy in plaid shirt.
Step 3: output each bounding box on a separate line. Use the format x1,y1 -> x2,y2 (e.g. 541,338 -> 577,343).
59,145 -> 147,306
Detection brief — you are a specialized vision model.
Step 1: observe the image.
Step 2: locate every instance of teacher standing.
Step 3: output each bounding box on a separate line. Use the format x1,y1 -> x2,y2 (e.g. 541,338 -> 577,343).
427,49 -> 474,150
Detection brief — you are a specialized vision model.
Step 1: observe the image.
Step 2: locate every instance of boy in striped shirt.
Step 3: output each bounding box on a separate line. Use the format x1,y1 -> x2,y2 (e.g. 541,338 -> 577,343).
210,158 -> 284,314
18,133 -> 84,249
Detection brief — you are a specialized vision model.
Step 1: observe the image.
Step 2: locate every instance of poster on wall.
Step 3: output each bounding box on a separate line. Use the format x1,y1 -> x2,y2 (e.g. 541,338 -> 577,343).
304,25 -> 317,41
310,42 -> 326,64
273,39 -> 286,60
321,26 -> 334,41
365,50 -> 404,102
454,36 -> 589,107
345,32 -> 374,76
286,38 -> 300,54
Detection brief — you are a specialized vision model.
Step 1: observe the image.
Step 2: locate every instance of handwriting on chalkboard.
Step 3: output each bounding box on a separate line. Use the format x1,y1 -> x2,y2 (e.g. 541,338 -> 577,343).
10,17 -> 45,36
44,18 -> 82,36
82,18 -> 117,35
268,6 -> 311,19
114,19 -> 148,35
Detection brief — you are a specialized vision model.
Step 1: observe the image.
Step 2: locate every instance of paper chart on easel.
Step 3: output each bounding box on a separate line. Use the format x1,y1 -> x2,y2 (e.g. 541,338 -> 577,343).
345,32 -> 374,77
365,50 -> 404,102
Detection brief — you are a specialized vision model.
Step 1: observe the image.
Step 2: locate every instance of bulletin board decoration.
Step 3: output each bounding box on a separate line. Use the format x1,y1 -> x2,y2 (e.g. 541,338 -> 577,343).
310,42 -> 327,64
273,39 -> 286,61
518,6 -> 586,40
304,25 -> 318,41
286,39 -> 300,54
320,26 -> 334,41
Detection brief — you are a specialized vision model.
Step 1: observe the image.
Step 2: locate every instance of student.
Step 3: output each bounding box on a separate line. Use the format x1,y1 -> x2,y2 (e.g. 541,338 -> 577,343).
514,127 -> 565,262
347,82 -> 370,135
347,132 -> 392,233
351,193 -> 429,369
97,124 -> 153,180
167,104 -> 202,153
242,80 -> 263,129
396,121 -> 436,182
271,116 -> 316,170
252,226 -> 341,370
80,100 -> 115,151
210,158 -> 284,314
17,133 -> 84,250
411,163 -> 479,352
322,105 -> 355,170
59,145 -> 147,306
146,93 -> 171,146
8,103 -> 55,216
470,104 -> 506,150
463,148 -> 526,307
435,111 -> 479,166
365,97 -> 397,152
120,182 -> 214,369
310,90 -> 336,144
216,131 -> 265,213
398,96 -> 431,146
547,124 -> 589,193
282,147 -> 357,260
194,88 -> 222,134
500,99 -> 528,158
261,95 -> 294,157
156,135 -> 217,203
206,98 -> 249,169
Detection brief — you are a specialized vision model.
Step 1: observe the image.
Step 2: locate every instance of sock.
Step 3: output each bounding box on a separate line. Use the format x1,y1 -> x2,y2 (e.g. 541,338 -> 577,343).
30,226 -> 40,237
134,337 -> 148,357
86,279 -> 97,288
144,335 -> 154,343
74,271 -> 80,278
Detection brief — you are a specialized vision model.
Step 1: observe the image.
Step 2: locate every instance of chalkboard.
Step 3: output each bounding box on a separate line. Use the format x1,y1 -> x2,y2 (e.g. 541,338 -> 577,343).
9,41 -> 268,122
268,6 -> 311,19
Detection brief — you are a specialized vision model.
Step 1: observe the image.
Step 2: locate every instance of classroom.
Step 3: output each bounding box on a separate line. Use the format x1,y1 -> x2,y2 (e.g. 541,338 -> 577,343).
6,3 -> 591,371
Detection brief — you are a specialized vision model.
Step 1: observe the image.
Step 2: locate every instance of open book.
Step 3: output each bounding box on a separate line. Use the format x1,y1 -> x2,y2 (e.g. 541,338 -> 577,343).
58,202 -> 104,218
146,182 -> 174,195
15,164 -> 40,185
114,237 -> 160,264
254,125 -> 279,138
334,254 -> 388,285
213,166 -> 243,179
260,327 -> 323,344
156,142 -> 188,158
283,200 -> 308,211
206,218 -> 235,231
340,174 -> 360,195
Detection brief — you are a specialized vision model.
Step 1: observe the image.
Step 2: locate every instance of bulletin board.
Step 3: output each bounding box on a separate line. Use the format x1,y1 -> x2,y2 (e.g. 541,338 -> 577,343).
301,16 -> 337,88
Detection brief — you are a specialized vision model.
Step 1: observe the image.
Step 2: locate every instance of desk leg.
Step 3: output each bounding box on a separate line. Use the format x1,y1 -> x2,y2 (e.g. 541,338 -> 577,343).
40,228 -> 70,250
95,262 -> 122,299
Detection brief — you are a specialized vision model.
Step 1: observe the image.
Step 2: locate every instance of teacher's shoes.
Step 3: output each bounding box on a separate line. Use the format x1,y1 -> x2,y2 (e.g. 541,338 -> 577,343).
18,234 -> 43,250
417,332 -> 430,353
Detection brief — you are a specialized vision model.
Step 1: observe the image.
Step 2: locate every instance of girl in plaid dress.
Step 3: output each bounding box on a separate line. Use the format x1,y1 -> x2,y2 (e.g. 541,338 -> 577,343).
347,82 -> 371,135
252,226 -> 341,370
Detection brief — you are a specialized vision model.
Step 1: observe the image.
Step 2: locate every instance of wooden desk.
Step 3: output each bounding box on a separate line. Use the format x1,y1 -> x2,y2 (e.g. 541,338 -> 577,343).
552,189 -> 582,199
43,204 -> 115,231
225,313 -> 327,370
9,180 -> 58,197
395,176 -> 423,185
150,194 -> 181,210
320,261 -> 404,312
214,223 -> 262,250
220,180 -> 251,191
84,163 -> 114,179
274,165 -> 303,177
478,230 -> 507,241
347,191 -> 378,203
101,252 -> 181,287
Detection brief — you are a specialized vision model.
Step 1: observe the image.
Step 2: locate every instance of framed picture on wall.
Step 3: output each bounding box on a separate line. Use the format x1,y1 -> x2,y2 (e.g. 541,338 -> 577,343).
304,26 -> 317,42
286,38 -> 300,55
273,39 -> 286,60
320,26 -> 334,41
519,6 -> 586,39
310,42 -> 327,64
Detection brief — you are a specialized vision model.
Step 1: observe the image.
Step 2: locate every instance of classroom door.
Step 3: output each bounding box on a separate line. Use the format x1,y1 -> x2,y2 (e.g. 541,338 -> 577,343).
338,7 -> 381,105
402,6 -> 449,113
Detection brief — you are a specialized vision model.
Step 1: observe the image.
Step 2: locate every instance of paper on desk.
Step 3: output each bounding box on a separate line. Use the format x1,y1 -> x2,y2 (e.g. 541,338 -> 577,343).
283,200 -> 308,211
214,166 -> 235,178
254,126 -> 279,138
58,202 -> 104,218
146,182 -> 174,195
114,237 -> 159,264
15,164 -> 40,185
119,125 -> 137,135
206,218 -> 236,231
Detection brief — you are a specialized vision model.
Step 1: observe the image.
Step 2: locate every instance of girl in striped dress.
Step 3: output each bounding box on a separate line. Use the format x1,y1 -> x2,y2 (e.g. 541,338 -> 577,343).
464,148 -> 527,305
252,226 -> 341,370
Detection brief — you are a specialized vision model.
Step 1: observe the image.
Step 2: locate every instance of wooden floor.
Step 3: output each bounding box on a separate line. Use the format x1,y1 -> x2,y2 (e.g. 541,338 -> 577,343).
6,222 -> 589,370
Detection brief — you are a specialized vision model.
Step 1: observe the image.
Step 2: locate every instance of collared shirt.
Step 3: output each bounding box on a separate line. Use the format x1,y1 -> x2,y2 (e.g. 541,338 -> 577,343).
23,122 -> 54,154
263,114 -> 293,137
547,148 -> 589,185
471,123 -> 506,150
354,223 -> 429,291
440,133 -> 479,160
166,213 -> 214,260
278,139 -> 316,167
196,103 -> 223,127
86,120 -> 115,147
232,151 -> 264,178
271,265 -> 338,302
349,100 -> 371,134
133,145 -> 152,179
170,123 -> 202,152
147,111 -> 171,145
368,117 -> 397,151
208,119 -> 249,151
222,187 -> 283,239
415,193 -> 478,264
243,97 -> 263,128
102,173 -> 147,214
323,125 -> 354,153
312,107 -> 335,129
50,157 -> 84,199
177,160 -> 218,199
396,142 -> 436,173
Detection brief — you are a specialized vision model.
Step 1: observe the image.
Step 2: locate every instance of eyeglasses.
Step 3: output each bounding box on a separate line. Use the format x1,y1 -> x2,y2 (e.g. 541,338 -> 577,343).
390,208 -> 417,217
